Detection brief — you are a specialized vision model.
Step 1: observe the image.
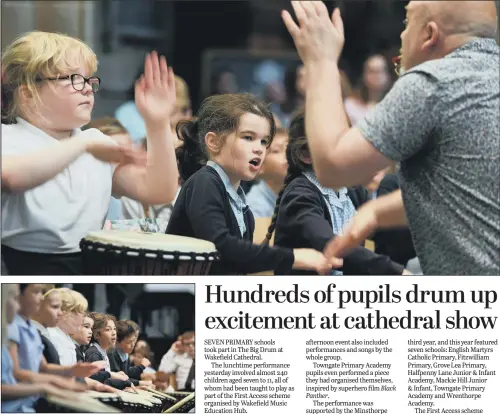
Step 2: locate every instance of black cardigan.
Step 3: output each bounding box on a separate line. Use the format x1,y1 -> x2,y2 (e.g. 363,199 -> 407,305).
37,331 -> 60,365
107,348 -> 145,386
274,175 -> 404,275
85,344 -> 132,390
75,345 -> 86,363
166,165 -> 294,274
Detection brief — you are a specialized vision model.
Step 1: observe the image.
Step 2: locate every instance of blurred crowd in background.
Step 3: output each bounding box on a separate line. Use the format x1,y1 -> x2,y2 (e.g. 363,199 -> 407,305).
2,0 -> 408,120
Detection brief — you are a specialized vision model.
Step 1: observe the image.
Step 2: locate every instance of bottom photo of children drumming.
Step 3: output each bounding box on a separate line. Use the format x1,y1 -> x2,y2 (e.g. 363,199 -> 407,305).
1,283 -> 196,413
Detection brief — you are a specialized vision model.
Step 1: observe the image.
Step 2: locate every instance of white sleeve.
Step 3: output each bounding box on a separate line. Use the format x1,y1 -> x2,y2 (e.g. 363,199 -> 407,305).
1,125 -> 28,155
158,349 -> 179,374
78,128 -> 119,176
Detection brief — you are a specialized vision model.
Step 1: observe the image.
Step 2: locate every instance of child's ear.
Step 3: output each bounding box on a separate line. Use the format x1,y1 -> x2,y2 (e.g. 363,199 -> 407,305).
205,132 -> 221,155
18,85 -> 35,106
298,147 -> 313,165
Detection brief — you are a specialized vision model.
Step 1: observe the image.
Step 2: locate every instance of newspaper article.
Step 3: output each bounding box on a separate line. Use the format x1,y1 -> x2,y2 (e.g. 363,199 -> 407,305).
198,276 -> 499,414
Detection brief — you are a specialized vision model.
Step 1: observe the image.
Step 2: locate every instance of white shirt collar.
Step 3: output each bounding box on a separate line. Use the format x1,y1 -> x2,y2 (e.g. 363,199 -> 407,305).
31,320 -> 49,338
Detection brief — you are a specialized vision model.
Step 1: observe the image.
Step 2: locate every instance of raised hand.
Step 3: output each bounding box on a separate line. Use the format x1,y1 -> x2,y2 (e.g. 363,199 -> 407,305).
282,1 -> 345,64
171,340 -> 184,354
135,51 -> 177,126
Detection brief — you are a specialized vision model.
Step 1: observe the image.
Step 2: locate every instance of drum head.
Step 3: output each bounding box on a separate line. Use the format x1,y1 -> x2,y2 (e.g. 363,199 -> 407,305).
83,230 -> 217,255
46,393 -> 120,413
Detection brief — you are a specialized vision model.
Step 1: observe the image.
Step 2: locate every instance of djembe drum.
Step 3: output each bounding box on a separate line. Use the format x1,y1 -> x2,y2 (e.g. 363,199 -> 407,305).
37,391 -> 120,413
143,389 -> 178,411
80,231 -> 219,275
164,392 -> 195,413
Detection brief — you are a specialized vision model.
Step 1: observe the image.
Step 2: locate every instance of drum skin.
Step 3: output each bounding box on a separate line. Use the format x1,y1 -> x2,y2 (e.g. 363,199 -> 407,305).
80,231 -> 220,275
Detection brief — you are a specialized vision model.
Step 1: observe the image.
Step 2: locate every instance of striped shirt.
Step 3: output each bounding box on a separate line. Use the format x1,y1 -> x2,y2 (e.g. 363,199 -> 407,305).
303,171 -> 356,275
207,161 -> 248,237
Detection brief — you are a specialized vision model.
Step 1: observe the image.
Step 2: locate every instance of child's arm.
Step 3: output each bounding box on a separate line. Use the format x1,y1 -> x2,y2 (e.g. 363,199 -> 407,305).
39,355 -> 103,378
110,371 -> 129,381
8,343 -> 86,391
1,383 -> 71,400
281,180 -> 405,275
168,373 -> 177,391
183,175 -> 331,274
127,363 -> 146,380
2,139 -> 127,193
112,52 -> 179,205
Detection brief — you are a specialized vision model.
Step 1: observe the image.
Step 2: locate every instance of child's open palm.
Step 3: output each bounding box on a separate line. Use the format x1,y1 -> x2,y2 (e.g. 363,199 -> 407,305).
135,51 -> 177,126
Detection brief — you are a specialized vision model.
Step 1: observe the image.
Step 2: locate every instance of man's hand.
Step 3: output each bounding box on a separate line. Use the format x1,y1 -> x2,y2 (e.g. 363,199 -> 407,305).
282,1 -> 344,64
324,190 -> 408,261
324,203 -> 379,260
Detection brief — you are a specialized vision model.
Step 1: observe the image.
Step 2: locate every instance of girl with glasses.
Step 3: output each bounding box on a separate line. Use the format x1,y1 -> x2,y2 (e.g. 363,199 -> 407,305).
1,31 -> 179,275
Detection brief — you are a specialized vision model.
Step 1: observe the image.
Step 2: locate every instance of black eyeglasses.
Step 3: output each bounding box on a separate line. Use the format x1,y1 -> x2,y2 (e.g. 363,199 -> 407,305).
40,74 -> 101,93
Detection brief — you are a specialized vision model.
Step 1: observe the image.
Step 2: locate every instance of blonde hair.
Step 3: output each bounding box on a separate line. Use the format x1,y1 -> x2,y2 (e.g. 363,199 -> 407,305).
175,75 -> 191,109
56,288 -> 88,314
42,284 -> 56,296
1,31 -> 98,123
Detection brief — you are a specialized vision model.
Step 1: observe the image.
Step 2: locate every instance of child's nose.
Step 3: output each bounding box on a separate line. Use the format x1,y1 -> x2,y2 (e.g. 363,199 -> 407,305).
254,145 -> 264,154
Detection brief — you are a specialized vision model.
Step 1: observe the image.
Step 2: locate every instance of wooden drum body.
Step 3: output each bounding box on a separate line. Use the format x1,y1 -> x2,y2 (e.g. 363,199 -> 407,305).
80,231 -> 219,275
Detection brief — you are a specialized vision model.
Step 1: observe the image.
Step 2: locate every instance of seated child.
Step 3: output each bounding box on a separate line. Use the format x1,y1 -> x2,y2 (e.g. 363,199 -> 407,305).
246,127 -> 288,218
267,111 -> 407,275
85,313 -> 132,390
1,284 -> 70,413
31,286 -> 63,364
166,93 -> 342,275
108,320 -> 152,387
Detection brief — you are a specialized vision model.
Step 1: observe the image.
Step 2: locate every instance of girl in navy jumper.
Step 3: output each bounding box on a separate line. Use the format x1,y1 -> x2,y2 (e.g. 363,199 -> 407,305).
85,313 -> 132,390
166,93 -> 341,275
266,111 -> 407,276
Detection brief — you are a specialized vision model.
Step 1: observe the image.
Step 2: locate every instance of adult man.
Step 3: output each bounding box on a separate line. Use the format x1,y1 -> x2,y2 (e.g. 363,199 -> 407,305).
283,1 -> 499,275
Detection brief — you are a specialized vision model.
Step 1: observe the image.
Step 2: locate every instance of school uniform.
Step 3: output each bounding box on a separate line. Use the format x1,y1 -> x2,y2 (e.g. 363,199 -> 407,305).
75,344 -> 87,362
245,180 -> 277,218
86,343 -> 132,390
1,118 -> 117,275
32,321 -> 60,365
274,174 -> 404,275
46,327 -> 78,366
166,162 -> 294,275
7,315 -> 45,410
1,344 -> 36,413
108,348 -> 145,386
